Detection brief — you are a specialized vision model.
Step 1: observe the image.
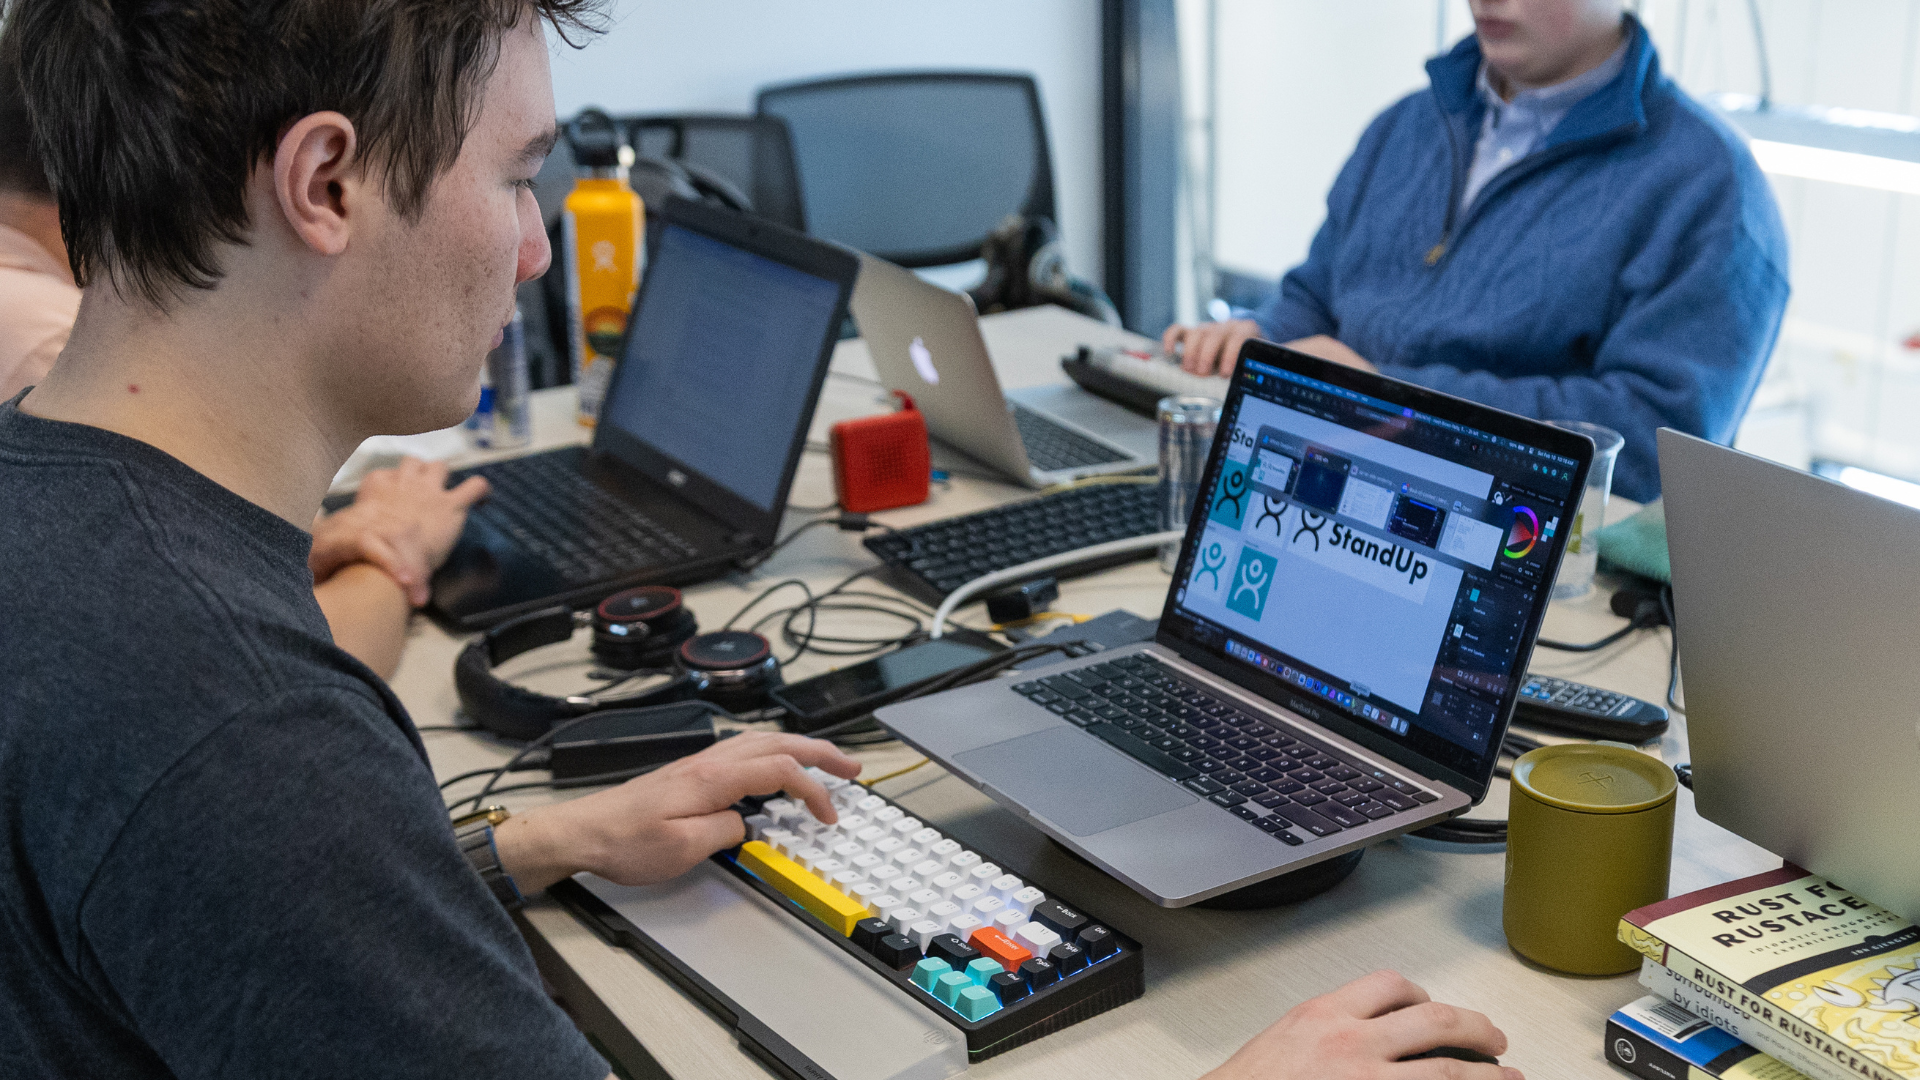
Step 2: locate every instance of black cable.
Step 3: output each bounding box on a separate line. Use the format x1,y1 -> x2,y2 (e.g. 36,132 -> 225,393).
1534,620 -> 1642,654
413,723 -> 477,733
724,578 -> 814,632
786,500 -> 841,514
439,766 -> 507,791
456,764 -> 666,803
449,702 -> 746,816
1660,583 -> 1684,714
1410,731 -> 1544,844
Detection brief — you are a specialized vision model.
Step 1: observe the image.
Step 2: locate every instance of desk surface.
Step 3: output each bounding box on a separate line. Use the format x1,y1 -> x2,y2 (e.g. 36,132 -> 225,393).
388,305 -> 1780,1080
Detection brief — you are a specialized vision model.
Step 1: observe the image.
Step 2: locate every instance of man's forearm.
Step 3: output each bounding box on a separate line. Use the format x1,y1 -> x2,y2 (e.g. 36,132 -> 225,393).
312,562 -> 412,679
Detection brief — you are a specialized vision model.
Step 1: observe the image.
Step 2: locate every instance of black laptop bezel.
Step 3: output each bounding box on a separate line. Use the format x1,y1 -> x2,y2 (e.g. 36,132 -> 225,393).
590,196 -> 858,550
1154,340 -> 1594,803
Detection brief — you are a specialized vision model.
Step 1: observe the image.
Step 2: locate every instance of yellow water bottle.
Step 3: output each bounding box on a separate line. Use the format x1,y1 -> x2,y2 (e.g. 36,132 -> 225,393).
561,108 -> 643,426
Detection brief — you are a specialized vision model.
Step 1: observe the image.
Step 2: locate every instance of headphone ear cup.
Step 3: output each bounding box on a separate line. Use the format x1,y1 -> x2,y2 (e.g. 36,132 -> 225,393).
590,588 -> 699,670
454,638 -> 579,741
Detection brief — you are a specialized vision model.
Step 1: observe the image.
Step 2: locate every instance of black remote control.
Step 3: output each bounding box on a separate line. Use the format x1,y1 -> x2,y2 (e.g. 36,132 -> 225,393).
1511,674 -> 1670,743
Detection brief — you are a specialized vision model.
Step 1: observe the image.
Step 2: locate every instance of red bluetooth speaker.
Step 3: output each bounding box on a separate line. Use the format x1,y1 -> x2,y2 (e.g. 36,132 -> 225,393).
830,391 -> 930,513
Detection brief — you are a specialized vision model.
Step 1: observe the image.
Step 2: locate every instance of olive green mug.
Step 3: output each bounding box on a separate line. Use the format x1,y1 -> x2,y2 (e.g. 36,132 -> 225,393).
1503,744 -> 1676,975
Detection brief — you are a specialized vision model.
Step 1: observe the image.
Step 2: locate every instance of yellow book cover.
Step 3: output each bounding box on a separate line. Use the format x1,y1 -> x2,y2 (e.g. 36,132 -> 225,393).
1620,865 -> 1920,1079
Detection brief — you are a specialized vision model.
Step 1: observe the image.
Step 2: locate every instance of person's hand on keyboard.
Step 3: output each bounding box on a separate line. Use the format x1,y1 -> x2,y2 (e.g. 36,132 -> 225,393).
493,732 -> 863,894
310,456 -> 490,606
1203,970 -> 1520,1080
1163,318 -> 1263,377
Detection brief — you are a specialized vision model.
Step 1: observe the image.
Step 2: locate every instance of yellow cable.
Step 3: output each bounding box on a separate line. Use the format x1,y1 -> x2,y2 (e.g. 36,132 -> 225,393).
863,758 -> 930,787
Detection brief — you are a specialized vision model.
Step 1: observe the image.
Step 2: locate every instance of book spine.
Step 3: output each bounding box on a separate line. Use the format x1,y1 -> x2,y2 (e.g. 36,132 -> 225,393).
1641,960 -> 1904,1080
1607,1014 -> 1701,1080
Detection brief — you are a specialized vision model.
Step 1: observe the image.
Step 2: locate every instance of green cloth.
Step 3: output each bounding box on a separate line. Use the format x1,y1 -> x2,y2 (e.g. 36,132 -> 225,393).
1595,499 -> 1670,583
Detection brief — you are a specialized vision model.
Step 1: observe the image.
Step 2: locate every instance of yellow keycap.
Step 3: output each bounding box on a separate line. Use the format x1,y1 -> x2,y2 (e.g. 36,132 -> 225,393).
736,840 -> 869,936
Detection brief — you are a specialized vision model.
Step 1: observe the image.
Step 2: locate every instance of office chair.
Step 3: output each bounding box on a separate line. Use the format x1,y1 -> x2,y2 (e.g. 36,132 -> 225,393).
626,114 -> 805,233
519,111 -> 806,387
755,72 -> 1058,269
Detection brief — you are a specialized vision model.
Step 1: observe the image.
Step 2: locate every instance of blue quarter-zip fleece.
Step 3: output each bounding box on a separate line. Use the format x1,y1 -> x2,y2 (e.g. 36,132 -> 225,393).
1252,19 -> 1789,502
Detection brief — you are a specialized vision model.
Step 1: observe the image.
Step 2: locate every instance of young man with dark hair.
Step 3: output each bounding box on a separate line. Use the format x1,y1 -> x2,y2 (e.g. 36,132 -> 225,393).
0,3 -> 1522,1077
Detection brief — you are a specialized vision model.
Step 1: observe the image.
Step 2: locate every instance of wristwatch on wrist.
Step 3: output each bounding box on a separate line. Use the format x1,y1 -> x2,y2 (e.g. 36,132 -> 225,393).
452,805 -> 525,910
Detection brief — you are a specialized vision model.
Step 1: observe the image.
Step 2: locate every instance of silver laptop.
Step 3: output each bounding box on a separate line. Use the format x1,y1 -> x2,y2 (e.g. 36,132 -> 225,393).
1660,430 -> 1920,921
878,340 -> 1595,906
850,254 -> 1156,488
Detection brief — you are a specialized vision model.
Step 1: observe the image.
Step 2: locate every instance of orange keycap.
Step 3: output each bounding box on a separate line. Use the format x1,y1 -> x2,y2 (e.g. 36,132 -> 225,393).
968,926 -> 1033,971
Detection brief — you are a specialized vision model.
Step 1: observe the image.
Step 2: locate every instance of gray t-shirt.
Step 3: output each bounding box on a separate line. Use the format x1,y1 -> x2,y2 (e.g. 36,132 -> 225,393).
0,397 -> 608,1079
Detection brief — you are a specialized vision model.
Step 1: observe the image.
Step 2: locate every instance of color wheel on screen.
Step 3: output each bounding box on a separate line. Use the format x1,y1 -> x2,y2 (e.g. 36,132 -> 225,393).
1504,506 -> 1540,559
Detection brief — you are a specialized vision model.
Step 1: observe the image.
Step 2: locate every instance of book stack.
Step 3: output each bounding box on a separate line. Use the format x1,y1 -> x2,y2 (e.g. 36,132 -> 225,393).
1605,865 -> 1920,1080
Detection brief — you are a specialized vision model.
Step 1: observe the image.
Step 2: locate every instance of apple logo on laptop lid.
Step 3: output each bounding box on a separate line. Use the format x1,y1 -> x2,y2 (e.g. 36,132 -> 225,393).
910,336 -> 939,386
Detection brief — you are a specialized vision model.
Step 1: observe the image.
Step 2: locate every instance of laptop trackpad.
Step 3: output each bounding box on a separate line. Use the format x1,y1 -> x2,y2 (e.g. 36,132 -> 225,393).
954,727 -> 1195,837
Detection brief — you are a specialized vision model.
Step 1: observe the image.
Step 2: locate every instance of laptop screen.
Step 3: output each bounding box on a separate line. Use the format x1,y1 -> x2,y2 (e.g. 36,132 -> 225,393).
598,221 -> 845,514
1160,349 -> 1586,781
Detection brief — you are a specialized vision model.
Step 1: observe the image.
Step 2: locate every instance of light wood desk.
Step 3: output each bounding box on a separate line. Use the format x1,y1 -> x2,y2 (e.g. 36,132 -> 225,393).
385,306 -> 1780,1080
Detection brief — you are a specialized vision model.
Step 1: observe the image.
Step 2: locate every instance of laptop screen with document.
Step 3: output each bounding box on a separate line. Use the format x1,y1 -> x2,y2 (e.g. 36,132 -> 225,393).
1159,342 -> 1591,789
598,220 -> 846,515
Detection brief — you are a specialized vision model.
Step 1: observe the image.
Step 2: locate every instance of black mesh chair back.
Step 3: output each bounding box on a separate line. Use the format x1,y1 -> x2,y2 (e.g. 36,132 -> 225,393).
756,72 -> 1056,268
627,114 -> 805,232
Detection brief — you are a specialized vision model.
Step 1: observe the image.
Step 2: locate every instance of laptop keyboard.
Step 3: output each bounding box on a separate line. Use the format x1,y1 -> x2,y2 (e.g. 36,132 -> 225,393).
467,453 -> 699,585
864,482 -> 1160,603
1013,654 -> 1439,844
1011,405 -> 1130,472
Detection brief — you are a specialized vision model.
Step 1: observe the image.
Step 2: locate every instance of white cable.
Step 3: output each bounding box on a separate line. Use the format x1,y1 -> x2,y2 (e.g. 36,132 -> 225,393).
928,530 -> 1186,639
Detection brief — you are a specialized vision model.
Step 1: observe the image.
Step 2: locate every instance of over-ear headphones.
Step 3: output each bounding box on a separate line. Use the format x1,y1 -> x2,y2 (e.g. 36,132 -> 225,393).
453,585 -> 782,740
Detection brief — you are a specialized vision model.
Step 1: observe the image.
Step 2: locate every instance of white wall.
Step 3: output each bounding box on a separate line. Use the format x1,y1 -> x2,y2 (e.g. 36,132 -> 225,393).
545,0 -> 1105,285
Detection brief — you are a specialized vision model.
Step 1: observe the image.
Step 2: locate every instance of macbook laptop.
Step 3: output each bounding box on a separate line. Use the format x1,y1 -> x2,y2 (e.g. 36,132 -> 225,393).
425,198 -> 858,632
1660,429 -> 1920,921
850,254 -> 1157,488
878,340 -> 1594,905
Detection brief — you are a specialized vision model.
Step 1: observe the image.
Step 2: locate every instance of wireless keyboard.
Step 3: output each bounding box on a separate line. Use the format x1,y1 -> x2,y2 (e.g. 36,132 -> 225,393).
727,770 -> 1144,1060
865,482 -> 1161,604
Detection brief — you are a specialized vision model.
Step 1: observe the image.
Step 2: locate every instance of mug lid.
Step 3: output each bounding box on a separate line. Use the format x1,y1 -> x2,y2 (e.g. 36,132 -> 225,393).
1511,744 -> 1676,814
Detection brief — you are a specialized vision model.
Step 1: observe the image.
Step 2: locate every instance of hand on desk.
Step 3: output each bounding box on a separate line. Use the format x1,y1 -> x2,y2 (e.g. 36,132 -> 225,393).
1162,320 -> 1377,378
310,456 -> 490,607
493,732 -> 863,896
1205,970 -> 1519,1080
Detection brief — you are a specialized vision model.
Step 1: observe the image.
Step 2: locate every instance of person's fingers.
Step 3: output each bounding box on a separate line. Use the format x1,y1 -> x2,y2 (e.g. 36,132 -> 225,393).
419,458 -> 452,488
1162,323 -> 1189,355
1228,326 -> 1260,375
1324,970 -> 1433,1019
1180,326 -> 1215,374
1374,1001 -> 1509,1061
446,474 -> 491,509
669,809 -> 751,864
1194,325 -> 1231,376
666,751 -> 831,824
703,731 -> 863,779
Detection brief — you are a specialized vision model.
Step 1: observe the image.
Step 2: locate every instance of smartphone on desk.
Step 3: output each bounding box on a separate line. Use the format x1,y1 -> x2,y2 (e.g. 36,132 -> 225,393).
773,632 -> 1001,734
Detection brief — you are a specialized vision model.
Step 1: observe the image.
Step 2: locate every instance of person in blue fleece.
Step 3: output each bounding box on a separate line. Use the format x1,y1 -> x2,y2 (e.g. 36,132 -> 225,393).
1165,0 -> 1789,502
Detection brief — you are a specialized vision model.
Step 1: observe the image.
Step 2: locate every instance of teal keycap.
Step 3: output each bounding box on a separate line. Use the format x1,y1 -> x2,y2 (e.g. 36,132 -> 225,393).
911,958 -> 952,993
933,971 -> 973,1008
964,958 -> 1004,986
955,984 -> 1002,1021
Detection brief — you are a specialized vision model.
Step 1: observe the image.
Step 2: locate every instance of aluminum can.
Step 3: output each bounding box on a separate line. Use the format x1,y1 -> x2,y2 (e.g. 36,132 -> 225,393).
1158,394 -> 1221,572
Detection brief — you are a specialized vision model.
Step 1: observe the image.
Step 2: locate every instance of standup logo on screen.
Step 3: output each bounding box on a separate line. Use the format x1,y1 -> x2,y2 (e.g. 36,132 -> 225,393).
1328,522 -> 1429,586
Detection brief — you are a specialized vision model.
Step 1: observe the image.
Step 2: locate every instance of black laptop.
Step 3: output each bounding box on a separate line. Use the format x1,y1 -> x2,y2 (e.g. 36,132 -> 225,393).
426,198 -> 858,631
